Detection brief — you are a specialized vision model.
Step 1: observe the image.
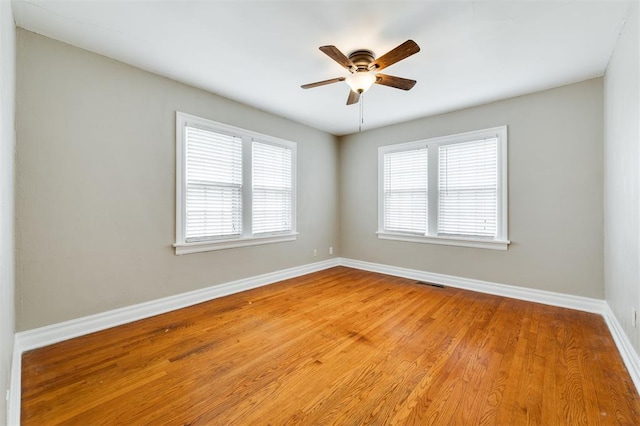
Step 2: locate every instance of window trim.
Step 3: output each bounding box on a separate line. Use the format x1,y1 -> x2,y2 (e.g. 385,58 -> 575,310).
174,112 -> 297,255
377,126 -> 509,250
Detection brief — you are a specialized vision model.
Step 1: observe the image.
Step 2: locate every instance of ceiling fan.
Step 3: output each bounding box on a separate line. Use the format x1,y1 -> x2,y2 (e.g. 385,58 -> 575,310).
301,40 -> 420,105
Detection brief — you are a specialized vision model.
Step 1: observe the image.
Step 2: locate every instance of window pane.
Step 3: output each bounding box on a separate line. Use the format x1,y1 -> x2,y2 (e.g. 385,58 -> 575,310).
438,138 -> 497,237
252,141 -> 292,234
383,148 -> 428,233
185,127 -> 242,240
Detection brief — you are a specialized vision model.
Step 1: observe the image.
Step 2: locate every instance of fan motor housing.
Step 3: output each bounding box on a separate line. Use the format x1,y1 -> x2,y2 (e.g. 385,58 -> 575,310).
348,49 -> 375,70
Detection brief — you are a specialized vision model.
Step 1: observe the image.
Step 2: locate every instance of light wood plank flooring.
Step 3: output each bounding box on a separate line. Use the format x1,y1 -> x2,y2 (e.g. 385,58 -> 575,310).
22,267 -> 640,425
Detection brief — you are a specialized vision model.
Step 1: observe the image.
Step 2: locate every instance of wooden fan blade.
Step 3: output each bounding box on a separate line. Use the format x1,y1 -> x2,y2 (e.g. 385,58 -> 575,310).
370,40 -> 420,71
375,74 -> 417,91
346,90 -> 360,105
301,77 -> 346,89
319,45 -> 356,71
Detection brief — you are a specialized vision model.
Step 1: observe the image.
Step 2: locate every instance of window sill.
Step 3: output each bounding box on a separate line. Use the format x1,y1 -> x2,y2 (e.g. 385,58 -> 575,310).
377,231 -> 510,251
174,233 -> 298,255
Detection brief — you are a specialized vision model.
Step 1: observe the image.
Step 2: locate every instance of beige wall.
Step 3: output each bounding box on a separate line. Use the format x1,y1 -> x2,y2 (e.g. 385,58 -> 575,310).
339,79 -> 604,299
604,3 -> 639,353
0,2 -> 16,424
0,2 -> 15,424
15,30 -> 340,331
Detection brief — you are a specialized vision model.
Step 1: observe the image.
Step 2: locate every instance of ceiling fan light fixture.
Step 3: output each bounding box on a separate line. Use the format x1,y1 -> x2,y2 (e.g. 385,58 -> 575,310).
345,71 -> 376,94
301,40 -> 420,105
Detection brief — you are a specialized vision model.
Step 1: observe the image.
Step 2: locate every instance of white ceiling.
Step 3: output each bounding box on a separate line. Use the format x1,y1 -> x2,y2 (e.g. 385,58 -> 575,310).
12,0 -> 632,136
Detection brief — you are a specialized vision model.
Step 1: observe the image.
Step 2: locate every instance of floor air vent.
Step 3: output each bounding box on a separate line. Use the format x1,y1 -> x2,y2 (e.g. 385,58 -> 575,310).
416,281 -> 446,288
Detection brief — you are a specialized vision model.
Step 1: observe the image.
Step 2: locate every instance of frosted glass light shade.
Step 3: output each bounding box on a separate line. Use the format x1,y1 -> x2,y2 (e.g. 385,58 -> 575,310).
345,71 -> 376,93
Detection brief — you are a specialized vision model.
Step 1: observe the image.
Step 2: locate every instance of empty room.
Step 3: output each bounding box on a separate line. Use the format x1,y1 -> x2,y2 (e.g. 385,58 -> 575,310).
1,0 -> 639,424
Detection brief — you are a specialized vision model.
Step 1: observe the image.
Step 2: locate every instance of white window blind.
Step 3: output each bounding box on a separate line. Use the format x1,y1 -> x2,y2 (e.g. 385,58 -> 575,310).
185,126 -> 242,241
252,141 -> 293,234
383,148 -> 428,233
438,138 -> 498,237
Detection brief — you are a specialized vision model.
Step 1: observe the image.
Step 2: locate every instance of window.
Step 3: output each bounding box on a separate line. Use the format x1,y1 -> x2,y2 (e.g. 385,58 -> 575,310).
252,141 -> 293,235
383,147 -> 428,233
175,112 -> 296,254
184,127 -> 243,240
378,126 -> 509,250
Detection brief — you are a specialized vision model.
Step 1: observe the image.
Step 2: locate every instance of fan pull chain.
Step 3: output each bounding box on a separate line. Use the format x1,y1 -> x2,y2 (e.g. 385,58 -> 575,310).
359,94 -> 364,132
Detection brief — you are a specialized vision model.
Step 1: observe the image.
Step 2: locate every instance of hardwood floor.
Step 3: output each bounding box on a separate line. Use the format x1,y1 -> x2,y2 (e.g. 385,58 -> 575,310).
22,267 -> 640,425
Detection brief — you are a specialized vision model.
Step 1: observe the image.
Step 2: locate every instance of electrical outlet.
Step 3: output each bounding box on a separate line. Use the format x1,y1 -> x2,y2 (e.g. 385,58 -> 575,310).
313,248 -> 318,257
329,246 -> 333,255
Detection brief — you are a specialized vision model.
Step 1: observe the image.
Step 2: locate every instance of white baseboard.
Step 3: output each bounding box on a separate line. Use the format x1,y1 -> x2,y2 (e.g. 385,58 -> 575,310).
14,258 -> 339,352
8,258 -> 339,426
8,343 -> 20,426
8,256 -> 640,425
603,304 -> 640,392
341,258 -> 607,314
